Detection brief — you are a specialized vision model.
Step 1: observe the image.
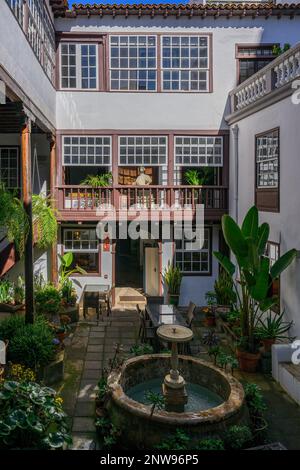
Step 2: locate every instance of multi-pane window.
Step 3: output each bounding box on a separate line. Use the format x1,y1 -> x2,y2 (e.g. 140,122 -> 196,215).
161,36 -> 209,91
0,147 -> 19,190
237,45 -> 276,84
110,36 -> 157,91
60,43 -> 98,89
256,130 -> 279,188
63,228 -> 99,273
119,136 -> 167,166
5,0 -> 23,26
175,137 -> 223,166
175,226 -> 211,274
63,136 -> 111,166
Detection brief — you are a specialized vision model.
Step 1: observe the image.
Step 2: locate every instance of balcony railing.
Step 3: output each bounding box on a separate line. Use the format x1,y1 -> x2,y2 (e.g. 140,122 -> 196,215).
230,42 -> 300,113
56,185 -> 228,219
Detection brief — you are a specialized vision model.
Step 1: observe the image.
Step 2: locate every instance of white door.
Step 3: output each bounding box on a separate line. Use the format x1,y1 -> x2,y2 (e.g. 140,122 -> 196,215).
144,247 -> 160,296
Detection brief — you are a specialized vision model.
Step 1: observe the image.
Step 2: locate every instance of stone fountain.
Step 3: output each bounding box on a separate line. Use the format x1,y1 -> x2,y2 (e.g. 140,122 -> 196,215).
157,324 -> 193,412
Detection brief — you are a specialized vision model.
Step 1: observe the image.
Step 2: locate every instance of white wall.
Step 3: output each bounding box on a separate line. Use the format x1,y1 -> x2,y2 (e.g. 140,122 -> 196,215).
55,16 -> 300,131
161,225 -> 220,307
229,95 -> 300,337
0,2 -> 56,126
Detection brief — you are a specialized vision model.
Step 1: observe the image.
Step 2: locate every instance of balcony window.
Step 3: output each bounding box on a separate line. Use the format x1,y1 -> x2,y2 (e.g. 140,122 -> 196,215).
5,0 -> 23,26
175,226 -> 211,274
60,43 -> 98,89
175,136 -> 223,166
161,36 -> 210,92
63,136 -> 111,166
0,147 -> 19,190
119,136 -> 167,166
237,45 -> 276,84
63,228 -> 99,274
110,36 -> 157,91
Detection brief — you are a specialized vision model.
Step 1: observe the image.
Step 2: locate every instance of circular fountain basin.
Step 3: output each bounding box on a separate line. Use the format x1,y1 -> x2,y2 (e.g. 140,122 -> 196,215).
107,354 -> 248,448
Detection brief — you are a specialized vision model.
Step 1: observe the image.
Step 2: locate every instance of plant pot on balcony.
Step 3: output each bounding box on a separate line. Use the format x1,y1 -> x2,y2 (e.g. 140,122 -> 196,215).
168,293 -> 180,306
236,349 -> 260,373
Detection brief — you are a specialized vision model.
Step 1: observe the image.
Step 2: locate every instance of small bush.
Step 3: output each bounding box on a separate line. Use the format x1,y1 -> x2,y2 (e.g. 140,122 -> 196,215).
130,343 -> 154,356
224,425 -> 253,450
6,316 -> 55,370
155,429 -> 190,451
0,316 -> 25,341
197,438 -> 225,450
35,284 -> 61,315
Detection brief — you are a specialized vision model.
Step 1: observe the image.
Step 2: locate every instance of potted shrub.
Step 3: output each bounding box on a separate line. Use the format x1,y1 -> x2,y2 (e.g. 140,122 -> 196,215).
58,252 -> 86,322
0,279 -> 23,313
255,310 -> 293,353
80,172 -> 113,188
214,269 -> 237,317
35,283 -> 61,321
214,206 -> 297,372
163,264 -> 182,306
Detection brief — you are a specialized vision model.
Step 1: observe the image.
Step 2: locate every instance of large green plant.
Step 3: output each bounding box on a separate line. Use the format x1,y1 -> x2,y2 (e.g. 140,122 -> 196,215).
32,194 -> 58,249
0,380 -> 72,449
184,168 -> 214,186
80,172 -> 113,188
58,252 -> 86,285
213,206 -> 297,353
35,284 -> 61,316
163,263 -> 182,295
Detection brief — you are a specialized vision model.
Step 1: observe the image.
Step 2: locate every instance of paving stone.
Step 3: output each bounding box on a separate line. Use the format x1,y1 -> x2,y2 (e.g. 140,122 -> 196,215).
84,361 -> 103,370
90,326 -> 106,332
89,337 -> 105,345
74,401 -> 96,417
75,328 -> 90,338
90,331 -> 106,338
72,417 -> 96,433
82,369 -> 103,380
87,344 -> 104,353
86,352 -> 103,361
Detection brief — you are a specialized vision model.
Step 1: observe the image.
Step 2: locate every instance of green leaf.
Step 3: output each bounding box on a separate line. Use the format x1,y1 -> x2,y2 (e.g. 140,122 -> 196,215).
0,422 -> 11,436
259,297 -> 278,312
270,249 -> 297,279
222,215 -> 248,258
62,252 -> 73,268
250,257 -> 270,301
45,432 -> 67,449
246,239 -> 259,272
213,252 -> 235,277
243,270 -> 256,286
257,223 -> 270,256
241,206 -> 258,240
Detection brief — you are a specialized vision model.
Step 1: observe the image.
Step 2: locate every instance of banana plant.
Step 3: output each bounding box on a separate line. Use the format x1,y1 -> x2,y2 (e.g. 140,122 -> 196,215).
213,206 -> 297,353
58,252 -> 86,286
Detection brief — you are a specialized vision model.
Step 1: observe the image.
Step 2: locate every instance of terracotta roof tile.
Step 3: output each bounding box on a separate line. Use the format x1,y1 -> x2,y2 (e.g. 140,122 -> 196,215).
57,3 -> 300,18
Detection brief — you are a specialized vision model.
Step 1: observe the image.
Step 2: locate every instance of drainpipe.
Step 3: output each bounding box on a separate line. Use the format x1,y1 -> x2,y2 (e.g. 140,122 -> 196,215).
232,125 -> 239,223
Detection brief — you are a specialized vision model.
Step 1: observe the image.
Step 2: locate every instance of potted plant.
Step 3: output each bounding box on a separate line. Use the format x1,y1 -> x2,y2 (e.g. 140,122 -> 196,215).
214,269 -> 236,317
214,206 -> 297,372
80,172 -> 113,188
58,252 -> 86,322
0,279 -> 22,312
163,263 -> 182,306
202,306 -> 215,327
255,310 -> 293,353
35,283 -> 61,321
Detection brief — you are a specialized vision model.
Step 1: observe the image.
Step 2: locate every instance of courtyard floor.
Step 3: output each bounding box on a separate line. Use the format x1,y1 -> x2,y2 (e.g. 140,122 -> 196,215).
57,308 -> 300,450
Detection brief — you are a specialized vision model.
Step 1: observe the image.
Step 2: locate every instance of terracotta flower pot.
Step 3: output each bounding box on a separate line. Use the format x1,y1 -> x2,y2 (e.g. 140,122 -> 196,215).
204,316 -> 216,327
261,338 -> 275,353
236,349 -> 260,373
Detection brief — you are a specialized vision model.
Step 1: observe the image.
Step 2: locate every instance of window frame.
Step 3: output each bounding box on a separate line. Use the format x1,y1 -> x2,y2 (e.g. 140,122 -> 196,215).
62,136 -> 112,167
62,227 -> 101,276
174,225 -> 212,276
236,43 -> 278,85
0,146 -> 20,190
255,128 -> 280,213
60,42 -> 99,91
174,136 -> 223,167
118,135 -> 168,167
161,34 -> 211,93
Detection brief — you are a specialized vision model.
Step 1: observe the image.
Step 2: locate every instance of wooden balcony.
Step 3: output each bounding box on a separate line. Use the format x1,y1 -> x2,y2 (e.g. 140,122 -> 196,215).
56,185 -> 228,221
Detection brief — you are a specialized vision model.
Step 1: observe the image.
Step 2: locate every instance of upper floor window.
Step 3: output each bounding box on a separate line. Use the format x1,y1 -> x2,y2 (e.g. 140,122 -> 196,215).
255,128 -> 279,212
63,136 -> 111,166
161,36 -> 210,92
119,136 -> 167,166
237,45 -> 276,84
110,36 -> 157,91
175,226 -> 211,274
61,43 -> 98,89
0,147 -> 19,190
175,136 -> 223,166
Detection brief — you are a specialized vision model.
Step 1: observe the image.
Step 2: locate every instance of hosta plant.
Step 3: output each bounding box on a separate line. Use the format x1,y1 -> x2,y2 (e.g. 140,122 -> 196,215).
214,206 -> 297,354
0,380 -> 72,450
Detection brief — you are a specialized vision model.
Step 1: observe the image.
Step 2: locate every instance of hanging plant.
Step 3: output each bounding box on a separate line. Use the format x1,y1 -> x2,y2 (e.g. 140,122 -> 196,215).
32,194 -> 58,250
0,184 -> 29,257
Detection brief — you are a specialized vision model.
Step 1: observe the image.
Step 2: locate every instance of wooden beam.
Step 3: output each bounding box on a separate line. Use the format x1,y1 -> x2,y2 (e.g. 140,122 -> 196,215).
49,134 -> 58,285
21,118 -> 34,324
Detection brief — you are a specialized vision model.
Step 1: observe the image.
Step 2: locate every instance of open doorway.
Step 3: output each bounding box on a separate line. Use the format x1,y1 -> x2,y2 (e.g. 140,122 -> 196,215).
116,238 -> 142,288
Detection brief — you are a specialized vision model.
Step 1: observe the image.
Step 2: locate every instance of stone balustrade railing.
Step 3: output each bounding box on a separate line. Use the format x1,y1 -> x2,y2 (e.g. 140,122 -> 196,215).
230,42 -> 300,113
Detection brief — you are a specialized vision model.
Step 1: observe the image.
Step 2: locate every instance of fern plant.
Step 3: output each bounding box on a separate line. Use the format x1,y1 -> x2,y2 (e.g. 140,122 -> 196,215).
184,168 -> 214,186
184,169 -> 201,185
32,194 -> 58,249
80,173 -> 113,188
0,184 -> 29,256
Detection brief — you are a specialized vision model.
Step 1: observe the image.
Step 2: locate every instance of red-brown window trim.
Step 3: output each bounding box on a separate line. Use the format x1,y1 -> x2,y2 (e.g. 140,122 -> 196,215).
56,32 -> 213,93
235,43 -> 278,86
255,127 -> 280,213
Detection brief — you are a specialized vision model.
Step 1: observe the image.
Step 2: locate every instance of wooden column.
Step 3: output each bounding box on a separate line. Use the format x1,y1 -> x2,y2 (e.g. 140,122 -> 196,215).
49,134 -> 58,285
21,118 -> 34,324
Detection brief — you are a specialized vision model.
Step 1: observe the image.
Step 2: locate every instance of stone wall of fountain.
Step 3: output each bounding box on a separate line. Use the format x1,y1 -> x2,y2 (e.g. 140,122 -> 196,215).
107,354 -> 248,449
